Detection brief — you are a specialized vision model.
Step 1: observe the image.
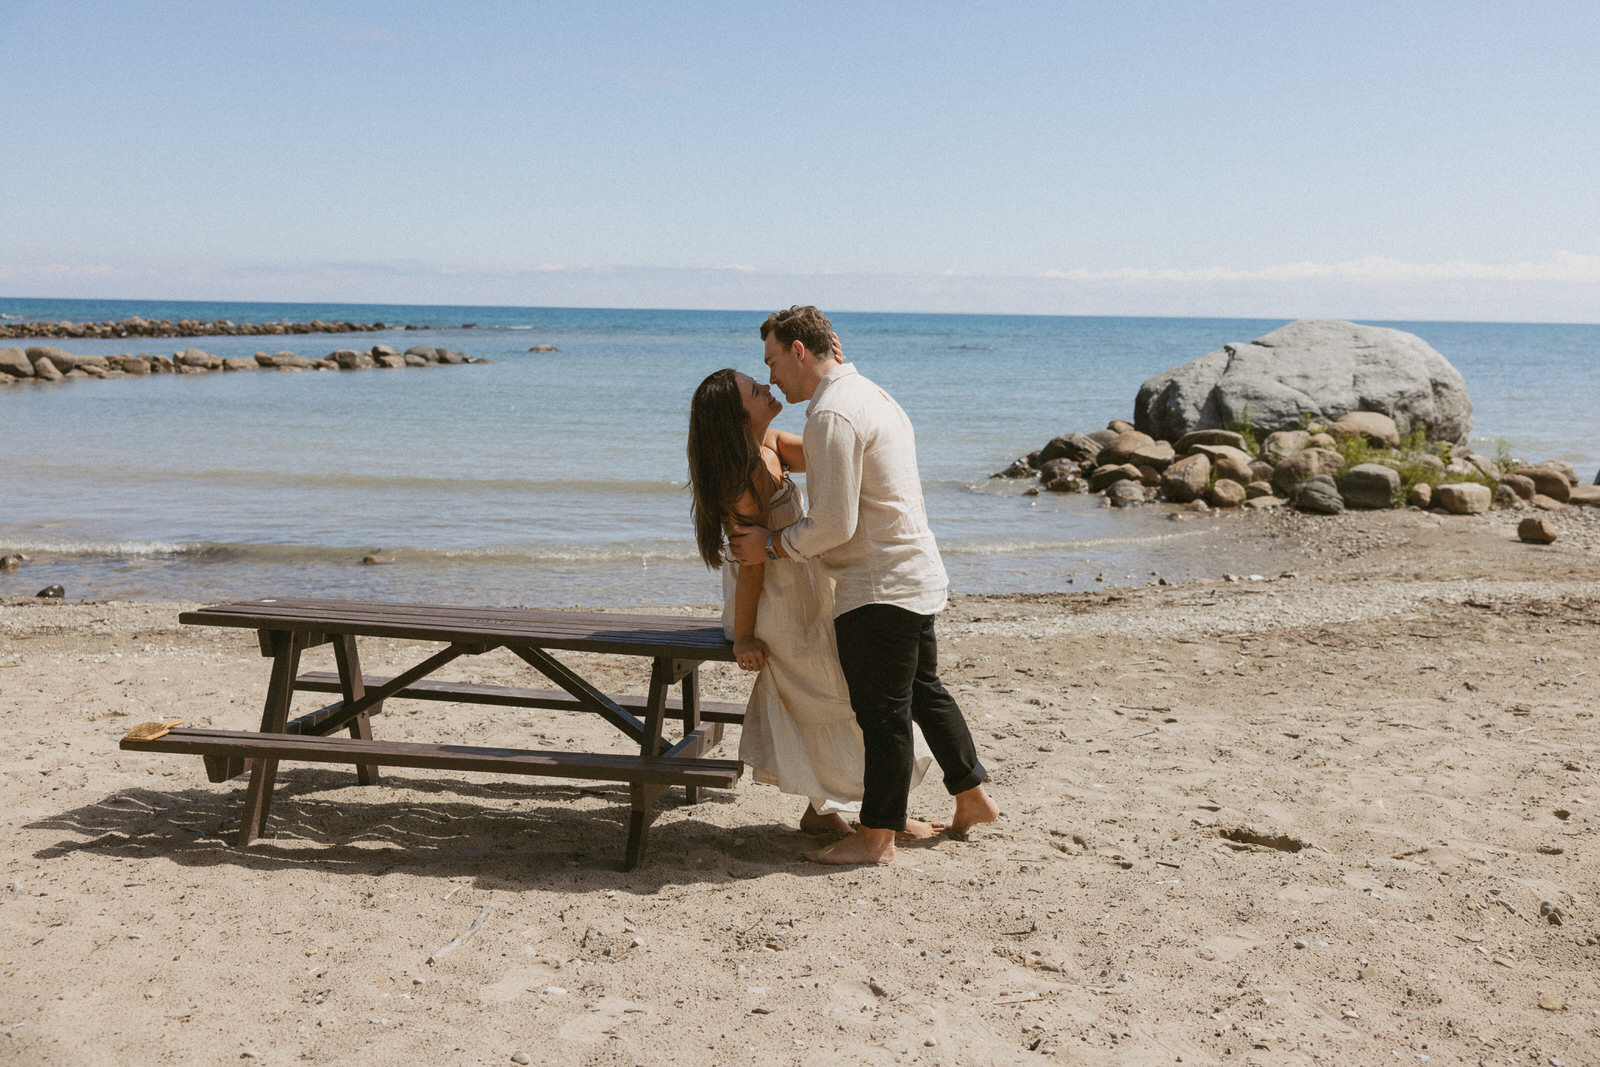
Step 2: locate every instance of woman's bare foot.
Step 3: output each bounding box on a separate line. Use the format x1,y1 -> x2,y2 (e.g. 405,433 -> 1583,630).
805,827 -> 896,865
949,784 -> 1000,835
799,804 -> 852,835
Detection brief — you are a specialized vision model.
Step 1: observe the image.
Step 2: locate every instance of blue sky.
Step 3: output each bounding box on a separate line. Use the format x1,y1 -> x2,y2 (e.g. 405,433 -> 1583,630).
3,1 -> 1598,320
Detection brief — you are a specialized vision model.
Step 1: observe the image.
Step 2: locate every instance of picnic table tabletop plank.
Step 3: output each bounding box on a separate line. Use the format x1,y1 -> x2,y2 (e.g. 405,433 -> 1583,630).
179,597 -> 735,660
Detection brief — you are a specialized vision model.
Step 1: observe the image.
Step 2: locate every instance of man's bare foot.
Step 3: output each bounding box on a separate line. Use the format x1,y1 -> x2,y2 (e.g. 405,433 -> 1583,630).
948,784 -> 1000,835
897,818 -> 946,840
799,804 -> 852,835
804,827 -> 896,865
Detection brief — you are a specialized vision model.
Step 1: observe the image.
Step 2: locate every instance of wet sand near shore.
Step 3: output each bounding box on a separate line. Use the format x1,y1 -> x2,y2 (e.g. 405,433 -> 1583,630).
2,506 -> 1598,1065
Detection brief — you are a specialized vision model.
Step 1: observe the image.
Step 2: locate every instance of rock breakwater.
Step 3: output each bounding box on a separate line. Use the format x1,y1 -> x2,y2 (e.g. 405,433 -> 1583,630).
0,343 -> 487,387
0,317 -> 429,341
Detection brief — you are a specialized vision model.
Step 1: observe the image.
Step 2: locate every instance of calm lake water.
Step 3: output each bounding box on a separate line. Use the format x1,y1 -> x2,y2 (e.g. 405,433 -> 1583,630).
2,298 -> 1595,606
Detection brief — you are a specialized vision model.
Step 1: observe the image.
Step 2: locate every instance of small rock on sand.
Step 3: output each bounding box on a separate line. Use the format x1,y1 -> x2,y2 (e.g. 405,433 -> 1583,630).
1518,517 -> 1558,544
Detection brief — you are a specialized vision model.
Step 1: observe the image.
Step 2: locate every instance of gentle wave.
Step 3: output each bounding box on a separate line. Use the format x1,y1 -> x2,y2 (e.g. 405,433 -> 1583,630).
5,540 -> 192,558
3,533 -> 1212,566
1,540 -> 704,565
941,528 -> 1212,556
31,467 -> 691,496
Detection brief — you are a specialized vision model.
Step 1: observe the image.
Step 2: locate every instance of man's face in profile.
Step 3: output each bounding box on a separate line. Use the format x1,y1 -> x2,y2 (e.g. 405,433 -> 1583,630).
763,333 -> 806,403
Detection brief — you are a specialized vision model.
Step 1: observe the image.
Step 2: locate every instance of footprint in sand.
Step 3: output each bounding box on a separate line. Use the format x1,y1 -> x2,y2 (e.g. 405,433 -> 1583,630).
1199,931 -> 1259,963
477,962 -> 565,1004
556,995 -> 653,1043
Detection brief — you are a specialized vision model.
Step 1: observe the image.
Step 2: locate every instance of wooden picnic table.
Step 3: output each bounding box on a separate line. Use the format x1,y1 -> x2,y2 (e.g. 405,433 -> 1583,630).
119,597 -> 744,869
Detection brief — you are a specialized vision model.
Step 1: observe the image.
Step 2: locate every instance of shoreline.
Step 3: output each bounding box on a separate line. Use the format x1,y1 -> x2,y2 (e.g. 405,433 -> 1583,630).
3,507 -> 1599,1063
5,500 -> 1599,609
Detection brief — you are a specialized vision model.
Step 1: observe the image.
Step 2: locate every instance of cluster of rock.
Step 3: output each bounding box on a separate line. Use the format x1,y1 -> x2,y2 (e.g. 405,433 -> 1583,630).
994,411 -> 1600,527
0,343 -> 486,385
0,317 -> 398,340
993,317 -> 1600,544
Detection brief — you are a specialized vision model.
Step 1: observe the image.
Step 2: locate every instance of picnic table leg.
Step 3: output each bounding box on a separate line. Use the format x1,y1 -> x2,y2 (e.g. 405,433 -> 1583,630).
333,634 -> 380,785
680,670 -> 703,805
624,783 -> 667,871
239,630 -> 302,846
619,659 -> 677,869
641,658 -> 670,758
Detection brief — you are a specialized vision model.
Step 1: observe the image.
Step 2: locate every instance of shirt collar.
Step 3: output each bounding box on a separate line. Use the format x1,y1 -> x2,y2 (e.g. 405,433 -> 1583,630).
806,361 -> 857,416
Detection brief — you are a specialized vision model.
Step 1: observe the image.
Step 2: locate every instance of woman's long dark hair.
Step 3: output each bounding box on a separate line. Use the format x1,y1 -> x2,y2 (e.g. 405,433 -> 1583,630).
688,368 -> 767,569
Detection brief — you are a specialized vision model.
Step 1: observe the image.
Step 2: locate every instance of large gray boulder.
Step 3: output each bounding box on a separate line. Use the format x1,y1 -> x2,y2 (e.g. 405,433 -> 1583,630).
1134,319 -> 1472,445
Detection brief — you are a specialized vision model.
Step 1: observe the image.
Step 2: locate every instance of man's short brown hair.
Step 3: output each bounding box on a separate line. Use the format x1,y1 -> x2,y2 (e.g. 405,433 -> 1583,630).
760,305 -> 835,358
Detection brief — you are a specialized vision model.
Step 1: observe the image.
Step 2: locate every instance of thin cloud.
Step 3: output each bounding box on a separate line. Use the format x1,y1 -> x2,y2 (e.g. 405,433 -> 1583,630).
0,263 -> 117,281
1039,252 -> 1600,285
4,255 -> 1597,322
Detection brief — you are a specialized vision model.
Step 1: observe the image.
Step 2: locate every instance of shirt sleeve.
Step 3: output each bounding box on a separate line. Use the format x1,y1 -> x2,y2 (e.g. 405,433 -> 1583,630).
779,410 -> 862,561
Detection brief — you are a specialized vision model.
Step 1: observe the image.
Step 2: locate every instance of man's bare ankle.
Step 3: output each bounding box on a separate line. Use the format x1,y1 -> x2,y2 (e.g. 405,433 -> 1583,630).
949,784 -> 1000,834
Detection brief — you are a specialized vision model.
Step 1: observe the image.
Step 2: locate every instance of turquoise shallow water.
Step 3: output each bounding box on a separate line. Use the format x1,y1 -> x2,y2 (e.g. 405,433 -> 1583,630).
2,299 -> 1596,606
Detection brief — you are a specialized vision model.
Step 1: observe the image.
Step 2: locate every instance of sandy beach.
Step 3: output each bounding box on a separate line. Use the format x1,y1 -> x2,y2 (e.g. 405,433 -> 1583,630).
3,505 -> 1598,1066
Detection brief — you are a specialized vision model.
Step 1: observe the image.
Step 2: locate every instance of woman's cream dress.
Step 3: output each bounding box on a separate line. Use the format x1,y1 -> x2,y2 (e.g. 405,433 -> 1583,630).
723,476 -> 933,814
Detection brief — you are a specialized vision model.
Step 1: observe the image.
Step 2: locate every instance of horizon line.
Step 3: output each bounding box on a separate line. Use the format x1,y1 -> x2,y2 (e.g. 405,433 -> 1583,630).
3,294 -> 1597,330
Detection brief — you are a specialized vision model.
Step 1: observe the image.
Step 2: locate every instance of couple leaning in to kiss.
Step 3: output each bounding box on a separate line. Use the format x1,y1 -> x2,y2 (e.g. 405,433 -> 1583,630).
687,305 -> 999,865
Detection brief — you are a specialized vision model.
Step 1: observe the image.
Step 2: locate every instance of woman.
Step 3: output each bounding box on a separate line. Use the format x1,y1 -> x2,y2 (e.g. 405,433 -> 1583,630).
688,368 -> 932,834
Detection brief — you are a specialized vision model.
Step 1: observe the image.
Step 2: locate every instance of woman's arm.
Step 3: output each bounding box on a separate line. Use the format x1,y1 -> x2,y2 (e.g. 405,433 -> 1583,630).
728,486 -> 770,672
765,428 -> 806,473
730,558 -> 768,672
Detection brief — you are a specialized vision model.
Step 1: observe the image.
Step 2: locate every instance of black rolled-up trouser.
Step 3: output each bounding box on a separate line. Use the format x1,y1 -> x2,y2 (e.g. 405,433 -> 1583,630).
833,603 -> 987,831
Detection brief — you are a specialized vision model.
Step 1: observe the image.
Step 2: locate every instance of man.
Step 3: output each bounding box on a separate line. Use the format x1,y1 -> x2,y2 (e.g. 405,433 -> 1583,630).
730,305 -> 999,865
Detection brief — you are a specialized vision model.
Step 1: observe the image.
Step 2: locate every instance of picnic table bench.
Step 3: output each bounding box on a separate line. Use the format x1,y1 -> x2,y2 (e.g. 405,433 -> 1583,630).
119,597 -> 743,869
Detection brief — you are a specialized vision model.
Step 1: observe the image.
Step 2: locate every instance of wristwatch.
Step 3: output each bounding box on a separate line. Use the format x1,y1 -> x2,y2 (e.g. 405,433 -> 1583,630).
764,535 -> 779,561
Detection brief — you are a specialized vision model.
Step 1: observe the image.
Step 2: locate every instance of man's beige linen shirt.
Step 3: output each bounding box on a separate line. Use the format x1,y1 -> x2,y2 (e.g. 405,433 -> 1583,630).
778,362 -> 948,617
